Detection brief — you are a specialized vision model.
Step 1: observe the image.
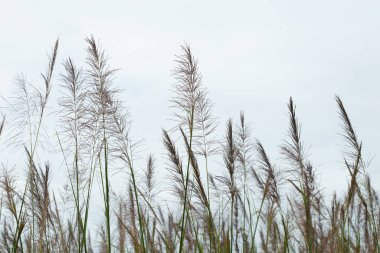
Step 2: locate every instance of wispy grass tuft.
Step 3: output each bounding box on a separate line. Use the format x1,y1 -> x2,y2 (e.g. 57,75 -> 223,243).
1,38 -> 379,253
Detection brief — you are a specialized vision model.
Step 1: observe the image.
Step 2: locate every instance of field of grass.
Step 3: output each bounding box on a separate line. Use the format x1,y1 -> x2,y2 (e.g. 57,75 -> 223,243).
0,37 -> 379,253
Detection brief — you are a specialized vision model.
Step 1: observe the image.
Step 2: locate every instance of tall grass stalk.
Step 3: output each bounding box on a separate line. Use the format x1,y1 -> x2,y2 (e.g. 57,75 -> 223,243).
7,39 -> 59,253
2,38 -> 380,253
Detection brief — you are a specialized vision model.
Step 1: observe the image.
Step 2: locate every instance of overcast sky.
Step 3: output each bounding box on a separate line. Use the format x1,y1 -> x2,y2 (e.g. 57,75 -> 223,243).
1,1 -> 380,196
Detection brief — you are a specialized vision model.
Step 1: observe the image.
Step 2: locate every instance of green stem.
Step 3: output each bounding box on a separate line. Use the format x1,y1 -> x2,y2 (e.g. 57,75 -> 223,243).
178,105 -> 195,253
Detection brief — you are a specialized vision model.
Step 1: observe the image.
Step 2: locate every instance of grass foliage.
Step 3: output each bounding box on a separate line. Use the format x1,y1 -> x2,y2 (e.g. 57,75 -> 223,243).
0,37 -> 379,253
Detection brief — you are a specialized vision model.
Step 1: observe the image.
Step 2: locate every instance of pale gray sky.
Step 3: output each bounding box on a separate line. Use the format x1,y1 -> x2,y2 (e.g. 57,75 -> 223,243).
1,1 -> 380,196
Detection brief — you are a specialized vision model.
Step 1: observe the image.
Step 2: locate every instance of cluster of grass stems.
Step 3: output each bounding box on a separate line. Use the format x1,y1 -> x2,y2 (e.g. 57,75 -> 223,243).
0,37 -> 379,253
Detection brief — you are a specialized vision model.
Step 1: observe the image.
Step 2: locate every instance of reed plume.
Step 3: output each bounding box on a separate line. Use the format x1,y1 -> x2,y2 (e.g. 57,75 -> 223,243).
1,37 -> 379,253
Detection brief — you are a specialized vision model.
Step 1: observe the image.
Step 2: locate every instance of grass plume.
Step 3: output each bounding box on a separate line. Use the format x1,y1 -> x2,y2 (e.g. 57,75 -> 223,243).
0,38 -> 379,253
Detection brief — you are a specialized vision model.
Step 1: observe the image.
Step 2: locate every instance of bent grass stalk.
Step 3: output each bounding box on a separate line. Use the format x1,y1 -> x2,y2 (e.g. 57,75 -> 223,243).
1,38 -> 380,253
